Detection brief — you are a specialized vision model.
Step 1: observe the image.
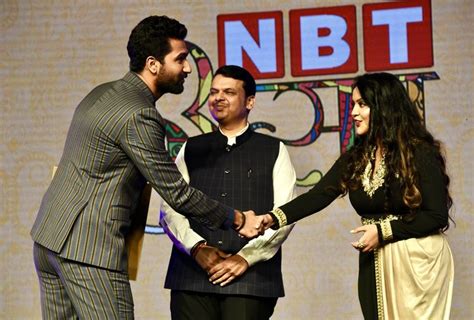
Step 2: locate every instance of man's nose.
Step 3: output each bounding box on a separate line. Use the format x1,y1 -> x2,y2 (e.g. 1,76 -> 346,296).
214,91 -> 225,101
183,60 -> 192,74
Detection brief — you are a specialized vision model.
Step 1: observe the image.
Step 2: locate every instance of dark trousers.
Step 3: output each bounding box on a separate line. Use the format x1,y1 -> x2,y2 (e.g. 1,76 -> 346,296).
171,290 -> 278,320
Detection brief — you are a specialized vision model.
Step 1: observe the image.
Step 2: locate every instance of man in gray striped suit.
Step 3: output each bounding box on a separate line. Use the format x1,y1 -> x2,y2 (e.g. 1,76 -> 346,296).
31,16 -> 264,319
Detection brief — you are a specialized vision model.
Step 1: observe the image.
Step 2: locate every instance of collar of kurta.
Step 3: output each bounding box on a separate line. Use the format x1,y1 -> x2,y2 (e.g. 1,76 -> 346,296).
123,72 -> 158,104
215,125 -> 253,149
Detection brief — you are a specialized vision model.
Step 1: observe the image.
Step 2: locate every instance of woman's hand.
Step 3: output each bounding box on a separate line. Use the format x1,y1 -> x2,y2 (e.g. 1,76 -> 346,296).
350,224 -> 379,252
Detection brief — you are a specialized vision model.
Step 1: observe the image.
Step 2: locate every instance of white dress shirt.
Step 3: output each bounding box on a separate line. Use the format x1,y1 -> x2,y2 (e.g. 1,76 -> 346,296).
160,125 -> 296,267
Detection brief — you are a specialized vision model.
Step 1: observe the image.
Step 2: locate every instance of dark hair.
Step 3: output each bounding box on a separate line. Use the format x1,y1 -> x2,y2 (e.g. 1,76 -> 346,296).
214,65 -> 256,98
127,15 -> 187,72
340,72 -> 453,230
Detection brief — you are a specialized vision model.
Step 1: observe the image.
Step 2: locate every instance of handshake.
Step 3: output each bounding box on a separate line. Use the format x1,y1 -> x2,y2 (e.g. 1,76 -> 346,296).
232,210 -> 276,239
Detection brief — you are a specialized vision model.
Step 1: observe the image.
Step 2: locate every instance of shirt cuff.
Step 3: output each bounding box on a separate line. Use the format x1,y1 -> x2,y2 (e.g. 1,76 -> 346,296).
237,248 -> 256,267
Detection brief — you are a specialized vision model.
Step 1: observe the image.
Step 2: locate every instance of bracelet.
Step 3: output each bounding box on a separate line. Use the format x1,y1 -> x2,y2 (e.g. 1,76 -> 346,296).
191,240 -> 207,259
234,210 -> 246,231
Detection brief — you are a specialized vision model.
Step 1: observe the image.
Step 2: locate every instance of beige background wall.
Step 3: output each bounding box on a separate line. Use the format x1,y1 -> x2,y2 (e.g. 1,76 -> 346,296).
1,0 -> 472,319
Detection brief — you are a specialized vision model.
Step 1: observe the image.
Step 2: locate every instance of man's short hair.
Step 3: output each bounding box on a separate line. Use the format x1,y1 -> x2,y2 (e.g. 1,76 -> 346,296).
127,15 -> 187,72
214,65 -> 256,98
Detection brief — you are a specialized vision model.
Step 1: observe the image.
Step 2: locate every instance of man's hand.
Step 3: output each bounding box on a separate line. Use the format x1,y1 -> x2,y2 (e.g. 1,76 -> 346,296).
261,213 -> 275,230
237,210 -> 265,239
194,244 -> 231,272
208,254 -> 249,287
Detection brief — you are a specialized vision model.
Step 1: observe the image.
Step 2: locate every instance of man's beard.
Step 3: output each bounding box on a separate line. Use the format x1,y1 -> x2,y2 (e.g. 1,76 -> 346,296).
156,69 -> 185,95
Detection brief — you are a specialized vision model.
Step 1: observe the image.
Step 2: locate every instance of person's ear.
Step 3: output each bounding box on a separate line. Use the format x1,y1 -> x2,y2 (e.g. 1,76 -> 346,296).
145,56 -> 161,75
246,96 -> 255,111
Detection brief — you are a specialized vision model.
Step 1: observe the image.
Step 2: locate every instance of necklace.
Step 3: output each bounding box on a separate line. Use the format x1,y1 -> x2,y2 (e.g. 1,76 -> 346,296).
361,147 -> 387,197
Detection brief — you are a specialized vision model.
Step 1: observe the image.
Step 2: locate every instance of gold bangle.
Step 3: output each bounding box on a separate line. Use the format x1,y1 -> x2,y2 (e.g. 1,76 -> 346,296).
380,220 -> 393,242
271,208 -> 287,228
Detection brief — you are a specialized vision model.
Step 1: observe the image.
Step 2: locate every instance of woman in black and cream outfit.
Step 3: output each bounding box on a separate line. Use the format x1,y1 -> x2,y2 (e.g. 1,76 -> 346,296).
262,72 -> 454,320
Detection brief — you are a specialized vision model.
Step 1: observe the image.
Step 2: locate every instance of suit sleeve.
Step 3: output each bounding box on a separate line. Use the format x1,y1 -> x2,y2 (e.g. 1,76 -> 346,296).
160,143 -> 206,255
121,108 -> 234,230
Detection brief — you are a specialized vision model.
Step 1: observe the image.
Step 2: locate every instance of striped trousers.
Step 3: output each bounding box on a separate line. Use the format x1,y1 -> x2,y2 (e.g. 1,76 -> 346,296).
33,242 -> 133,319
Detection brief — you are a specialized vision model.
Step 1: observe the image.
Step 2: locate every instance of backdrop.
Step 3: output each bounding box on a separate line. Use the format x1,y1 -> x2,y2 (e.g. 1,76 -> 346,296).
1,0 -> 472,319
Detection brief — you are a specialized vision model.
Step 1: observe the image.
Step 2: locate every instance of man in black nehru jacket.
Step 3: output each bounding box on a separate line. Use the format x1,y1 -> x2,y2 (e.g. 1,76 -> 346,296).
160,65 -> 296,320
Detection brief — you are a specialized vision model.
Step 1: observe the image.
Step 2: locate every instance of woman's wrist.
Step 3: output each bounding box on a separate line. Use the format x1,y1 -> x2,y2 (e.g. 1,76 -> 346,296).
269,208 -> 287,229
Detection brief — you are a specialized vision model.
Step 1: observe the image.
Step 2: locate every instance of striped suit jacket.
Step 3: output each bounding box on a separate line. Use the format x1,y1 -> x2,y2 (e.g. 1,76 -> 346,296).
31,72 -> 232,271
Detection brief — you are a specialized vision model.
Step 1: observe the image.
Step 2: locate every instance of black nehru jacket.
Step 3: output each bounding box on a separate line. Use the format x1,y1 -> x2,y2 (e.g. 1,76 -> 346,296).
164,128 -> 284,297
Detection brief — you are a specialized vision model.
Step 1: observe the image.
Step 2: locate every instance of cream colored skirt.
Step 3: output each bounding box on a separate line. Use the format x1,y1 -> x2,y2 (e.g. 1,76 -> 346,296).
374,234 -> 454,320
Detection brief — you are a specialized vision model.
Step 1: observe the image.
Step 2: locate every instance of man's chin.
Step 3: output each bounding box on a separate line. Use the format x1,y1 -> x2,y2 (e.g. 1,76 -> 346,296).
168,85 -> 185,95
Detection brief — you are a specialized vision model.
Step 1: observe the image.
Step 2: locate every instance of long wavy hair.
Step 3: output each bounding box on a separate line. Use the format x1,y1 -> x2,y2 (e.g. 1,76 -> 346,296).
340,73 -> 453,230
